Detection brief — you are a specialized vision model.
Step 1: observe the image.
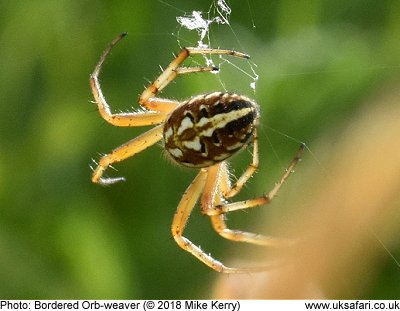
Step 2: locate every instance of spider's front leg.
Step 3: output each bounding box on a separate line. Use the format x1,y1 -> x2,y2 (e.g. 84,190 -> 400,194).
139,46 -> 250,110
90,34 -> 178,185
90,33 -> 177,126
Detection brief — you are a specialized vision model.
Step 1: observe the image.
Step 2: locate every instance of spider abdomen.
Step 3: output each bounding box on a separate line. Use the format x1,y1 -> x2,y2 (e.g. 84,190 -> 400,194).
163,92 -> 259,168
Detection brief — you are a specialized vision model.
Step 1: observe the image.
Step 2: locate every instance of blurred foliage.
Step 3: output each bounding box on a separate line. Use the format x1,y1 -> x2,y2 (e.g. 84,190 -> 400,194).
0,0 -> 399,299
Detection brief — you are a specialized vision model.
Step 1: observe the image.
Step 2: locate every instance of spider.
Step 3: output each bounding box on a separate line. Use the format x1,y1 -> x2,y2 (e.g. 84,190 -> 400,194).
90,33 -> 304,273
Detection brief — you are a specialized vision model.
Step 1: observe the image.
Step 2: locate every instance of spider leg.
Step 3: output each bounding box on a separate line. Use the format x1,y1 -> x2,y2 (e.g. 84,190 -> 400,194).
201,164 -> 283,247
224,128 -> 260,199
210,215 -> 281,246
175,66 -> 218,74
139,47 -> 249,108
90,33 -> 174,125
172,168 -> 259,273
139,66 -> 219,111
216,144 -> 305,214
92,125 -> 163,185
203,144 -> 305,247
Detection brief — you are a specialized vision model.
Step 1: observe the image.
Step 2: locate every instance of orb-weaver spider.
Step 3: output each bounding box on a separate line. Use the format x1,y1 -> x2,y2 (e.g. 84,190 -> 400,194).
90,33 -> 304,273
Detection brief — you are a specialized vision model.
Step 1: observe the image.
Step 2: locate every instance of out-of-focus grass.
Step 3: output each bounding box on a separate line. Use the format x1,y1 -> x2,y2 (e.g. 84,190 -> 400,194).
213,82 -> 400,299
0,0 -> 399,299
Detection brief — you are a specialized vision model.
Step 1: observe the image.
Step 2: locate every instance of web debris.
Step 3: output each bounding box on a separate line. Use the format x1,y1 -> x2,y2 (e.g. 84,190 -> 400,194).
175,0 -> 259,92
176,11 -> 213,50
176,0 -> 230,49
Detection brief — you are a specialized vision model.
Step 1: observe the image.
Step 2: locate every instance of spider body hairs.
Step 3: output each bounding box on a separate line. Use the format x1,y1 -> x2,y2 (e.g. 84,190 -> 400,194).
90,33 -> 304,273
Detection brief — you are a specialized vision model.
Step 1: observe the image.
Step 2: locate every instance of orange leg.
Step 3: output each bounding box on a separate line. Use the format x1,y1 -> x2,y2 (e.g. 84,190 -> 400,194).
139,47 -> 249,107
224,128 -> 260,199
216,144 -> 305,214
171,168 -> 260,273
202,163 -> 284,247
90,33 -> 175,124
203,145 -> 305,247
91,125 -> 164,185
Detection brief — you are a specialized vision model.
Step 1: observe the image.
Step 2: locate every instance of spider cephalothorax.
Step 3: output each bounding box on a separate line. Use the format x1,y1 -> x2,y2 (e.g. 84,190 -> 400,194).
90,33 -> 304,273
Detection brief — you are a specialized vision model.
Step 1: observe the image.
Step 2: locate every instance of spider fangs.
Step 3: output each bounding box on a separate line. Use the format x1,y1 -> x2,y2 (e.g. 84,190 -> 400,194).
90,33 -> 304,273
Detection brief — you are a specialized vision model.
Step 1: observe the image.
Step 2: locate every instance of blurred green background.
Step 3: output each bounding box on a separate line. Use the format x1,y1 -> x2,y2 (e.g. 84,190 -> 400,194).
0,0 -> 399,299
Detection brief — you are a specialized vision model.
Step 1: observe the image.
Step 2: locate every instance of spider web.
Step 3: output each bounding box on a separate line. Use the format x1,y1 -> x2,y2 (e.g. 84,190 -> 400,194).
158,0 -> 400,284
172,0 -> 259,92
175,0 -> 230,50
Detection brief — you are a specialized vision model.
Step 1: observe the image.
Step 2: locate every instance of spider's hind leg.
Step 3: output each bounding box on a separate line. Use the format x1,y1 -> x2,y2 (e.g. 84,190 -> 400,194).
202,164 -> 285,247
171,168 -> 259,273
204,144 -> 305,247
